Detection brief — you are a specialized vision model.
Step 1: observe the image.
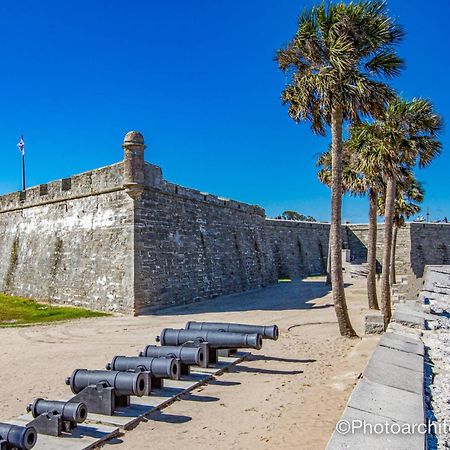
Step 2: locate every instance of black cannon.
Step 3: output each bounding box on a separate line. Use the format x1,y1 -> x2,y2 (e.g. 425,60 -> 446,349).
26,399 -> 87,436
185,321 -> 279,340
65,369 -> 147,415
157,328 -> 262,364
0,423 -> 37,450
140,345 -> 209,374
106,356 -> 180,389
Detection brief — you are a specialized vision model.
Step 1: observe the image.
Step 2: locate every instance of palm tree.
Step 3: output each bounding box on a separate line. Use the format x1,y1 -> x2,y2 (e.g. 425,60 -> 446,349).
276,1 -> 404,337
318,138 -> 383,310
379,174 -> 424,284
354,98 -> 442,327
366,185 -> 381,309
318,145 -> 366,285
346,127 -> 387,310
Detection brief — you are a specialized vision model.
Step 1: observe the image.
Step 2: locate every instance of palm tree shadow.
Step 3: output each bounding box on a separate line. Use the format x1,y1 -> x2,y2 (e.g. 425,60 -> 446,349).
207,379 -> 241,387
179,393 -> 220,402
230,365 -> 304,376
249,355 -> 316,364
148,411 -> 192,424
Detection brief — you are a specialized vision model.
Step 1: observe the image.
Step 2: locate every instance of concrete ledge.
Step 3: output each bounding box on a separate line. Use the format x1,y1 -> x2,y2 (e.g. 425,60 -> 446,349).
365,313 -> 384,335
363,356 -> 423,395
395,303 -> 435,320
379,332 -> 425,356
327,403 -> 425,450
392,311 -> 425,329
328,305 -> 426,449
368,346 -> 424,373
386,322 -> 423,339
348,378 -> 424,425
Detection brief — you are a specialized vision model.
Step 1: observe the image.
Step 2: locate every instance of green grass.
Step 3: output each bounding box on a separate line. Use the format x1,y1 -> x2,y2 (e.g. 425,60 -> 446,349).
0,293 -> 109,327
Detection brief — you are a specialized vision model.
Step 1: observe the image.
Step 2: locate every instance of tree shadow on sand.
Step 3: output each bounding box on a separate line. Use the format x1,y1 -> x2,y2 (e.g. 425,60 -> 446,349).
248,354 -> 317,364
148,411 -> 192,424
229,365 -> 304,376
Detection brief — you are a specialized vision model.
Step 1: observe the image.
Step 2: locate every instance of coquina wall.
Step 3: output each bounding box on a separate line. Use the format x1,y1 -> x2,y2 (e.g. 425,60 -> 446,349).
1,131 -> 449,314
133,165 -> 278,313
344,222 -> 450,278
265,220 -> 330,280
0,163 -> 135,312
0,131 -> 331,314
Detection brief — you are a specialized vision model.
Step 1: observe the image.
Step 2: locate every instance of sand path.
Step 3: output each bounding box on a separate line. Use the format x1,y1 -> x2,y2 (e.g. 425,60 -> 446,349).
0,277 -> 378,449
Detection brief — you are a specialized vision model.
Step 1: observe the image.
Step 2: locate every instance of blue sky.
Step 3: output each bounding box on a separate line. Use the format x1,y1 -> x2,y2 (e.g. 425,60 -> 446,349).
0,0 -> 448,222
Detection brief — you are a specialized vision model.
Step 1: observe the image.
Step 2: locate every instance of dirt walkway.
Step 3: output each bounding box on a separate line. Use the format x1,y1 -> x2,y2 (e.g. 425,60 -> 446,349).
0,277 -> 378,450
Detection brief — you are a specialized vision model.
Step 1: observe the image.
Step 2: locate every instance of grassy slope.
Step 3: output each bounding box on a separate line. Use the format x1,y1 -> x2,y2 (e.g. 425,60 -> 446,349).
0,293 -> 108,327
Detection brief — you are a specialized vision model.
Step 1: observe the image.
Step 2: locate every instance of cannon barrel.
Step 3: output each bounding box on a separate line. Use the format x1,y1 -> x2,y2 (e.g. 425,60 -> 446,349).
106,356 -> 180,380
185,321 -> 279,340
65,369 -> 147,397
27,399 -> 87,423
0,423 -> 37,450
140,345 -> 205,366
157,328 -> 263,350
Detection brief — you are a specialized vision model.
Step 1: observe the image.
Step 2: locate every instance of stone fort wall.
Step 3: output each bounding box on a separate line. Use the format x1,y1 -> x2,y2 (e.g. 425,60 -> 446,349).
0,163 -> 136,312
1,131 -> 449,314
344,222 -> 450,279
0,132 -> 331,313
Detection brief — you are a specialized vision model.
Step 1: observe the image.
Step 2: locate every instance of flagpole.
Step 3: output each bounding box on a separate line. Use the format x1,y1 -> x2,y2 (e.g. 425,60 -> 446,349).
17,135 -> 26,191
22,152 -> 26,191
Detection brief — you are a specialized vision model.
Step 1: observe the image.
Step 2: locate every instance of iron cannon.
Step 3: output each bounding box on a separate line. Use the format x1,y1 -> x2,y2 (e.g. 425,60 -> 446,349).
157,328 -> 263,350
185,321 -> 279,340
66,369 -> 147,397
27,399 -> 87,424
0,423 -> 37,450
26,399 -> 87,437
140,344 -> 207,367
106,356 -> 180,380
140,345 -> 209,373
65,369 -> 148,415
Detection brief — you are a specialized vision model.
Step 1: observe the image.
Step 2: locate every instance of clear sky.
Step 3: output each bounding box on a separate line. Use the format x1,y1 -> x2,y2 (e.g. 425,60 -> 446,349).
0,0 -> 448,222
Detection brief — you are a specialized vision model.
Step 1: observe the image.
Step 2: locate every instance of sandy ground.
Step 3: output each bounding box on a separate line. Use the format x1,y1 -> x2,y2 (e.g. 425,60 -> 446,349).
0,277 -> 378,450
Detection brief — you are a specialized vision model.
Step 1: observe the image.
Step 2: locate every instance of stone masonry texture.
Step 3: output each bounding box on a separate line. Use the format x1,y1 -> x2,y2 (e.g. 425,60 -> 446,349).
1,132 -> 450,314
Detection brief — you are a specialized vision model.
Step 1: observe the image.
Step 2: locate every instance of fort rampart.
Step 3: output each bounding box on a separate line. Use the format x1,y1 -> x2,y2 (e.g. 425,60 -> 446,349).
1,131 -> 448,313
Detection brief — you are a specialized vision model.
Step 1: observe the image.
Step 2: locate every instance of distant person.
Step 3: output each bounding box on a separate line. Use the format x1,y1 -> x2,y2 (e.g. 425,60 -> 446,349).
445,217 -> 448,223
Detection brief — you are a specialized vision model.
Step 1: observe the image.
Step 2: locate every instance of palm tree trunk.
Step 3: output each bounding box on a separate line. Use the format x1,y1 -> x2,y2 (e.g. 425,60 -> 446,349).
326,232 -> 332,285
367,187 -> 379,310
381,175 -> 396,328
330,106 -> 357,337
390,224 -> 398,285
